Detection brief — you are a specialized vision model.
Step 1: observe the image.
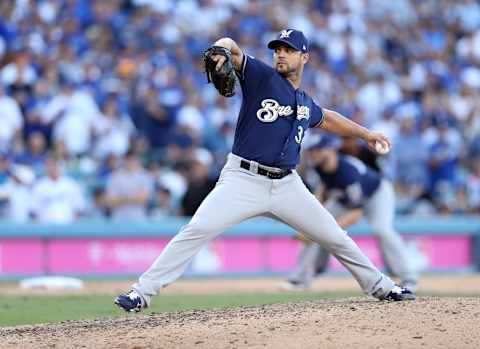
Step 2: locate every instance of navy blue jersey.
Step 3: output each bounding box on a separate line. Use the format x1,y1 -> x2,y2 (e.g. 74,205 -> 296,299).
317,155 -> 381,209
232,55 -> 324,169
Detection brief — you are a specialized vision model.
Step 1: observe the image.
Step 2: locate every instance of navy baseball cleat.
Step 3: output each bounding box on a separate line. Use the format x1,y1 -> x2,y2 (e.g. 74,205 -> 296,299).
382,285 -> 416,301
401,279 -> 418,293
278,280 -> 310,292
114,290 -> 146,312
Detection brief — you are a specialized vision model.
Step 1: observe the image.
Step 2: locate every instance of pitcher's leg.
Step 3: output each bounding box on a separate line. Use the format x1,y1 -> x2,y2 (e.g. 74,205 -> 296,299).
133,169 -> 270,305
314,246 -> 330,275
365,180 -> 418,284
271,174 -> 394,298
288,242 -> 320,287
311,201 -> 344,276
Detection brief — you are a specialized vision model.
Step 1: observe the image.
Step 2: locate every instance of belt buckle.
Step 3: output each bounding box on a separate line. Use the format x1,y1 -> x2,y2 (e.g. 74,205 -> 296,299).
249,161 -> 259,174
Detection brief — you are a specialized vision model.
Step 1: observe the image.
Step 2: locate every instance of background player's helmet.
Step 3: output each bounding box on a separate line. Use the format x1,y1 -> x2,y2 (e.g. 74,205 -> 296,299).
307,134 -> 341,151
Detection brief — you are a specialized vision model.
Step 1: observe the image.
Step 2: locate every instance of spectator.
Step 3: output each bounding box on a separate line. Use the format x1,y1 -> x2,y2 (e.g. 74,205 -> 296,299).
176,94 -> 206,137
85,187 -> 109,219
51,82 -> 100,156
129,89 -> 176,150
465,159 -> 480,214
180,149 -> 216,216
30,157 -> 86,224
0,85 -> 23,152
1,51 -> 37,87
93,97 -> 134,159
0,165 -> 35,222
150,186 -> 176,219
425,117 -> 462,198
105,149 -> 153,221
394,114 -> 428,190
356,71 -> 403,127
0,153 -> 9,185
470,134 -> 480,159
24,78 -> 59,143
15,131 -> 48,175
97,153 -> 120,186
371,109 -> 400,180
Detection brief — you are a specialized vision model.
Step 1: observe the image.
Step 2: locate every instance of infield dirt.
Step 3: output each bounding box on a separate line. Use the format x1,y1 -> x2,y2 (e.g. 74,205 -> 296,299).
1,297 -> 479,349
1,276 -> 480,348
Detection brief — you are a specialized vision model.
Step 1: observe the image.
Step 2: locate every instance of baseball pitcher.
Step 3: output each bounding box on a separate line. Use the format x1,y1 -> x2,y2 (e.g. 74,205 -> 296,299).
115,29 -> 415,313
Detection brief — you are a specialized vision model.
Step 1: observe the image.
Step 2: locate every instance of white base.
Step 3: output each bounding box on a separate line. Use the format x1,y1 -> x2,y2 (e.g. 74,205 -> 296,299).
20,276 -> 84,290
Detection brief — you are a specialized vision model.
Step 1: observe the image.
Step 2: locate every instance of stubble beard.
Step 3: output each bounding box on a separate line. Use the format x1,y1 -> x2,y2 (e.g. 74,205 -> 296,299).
276,63 -> 296,78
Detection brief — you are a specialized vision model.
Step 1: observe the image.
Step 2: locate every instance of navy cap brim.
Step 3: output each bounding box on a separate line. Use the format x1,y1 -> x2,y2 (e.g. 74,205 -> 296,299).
267,39 -> 301,52
307,137 -> 342,151
308,144 -> 338,151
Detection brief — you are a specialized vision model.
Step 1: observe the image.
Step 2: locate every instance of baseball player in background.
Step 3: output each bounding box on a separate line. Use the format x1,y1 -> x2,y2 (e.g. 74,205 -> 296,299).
115,29 -> 415,313
281,135 -> 419,292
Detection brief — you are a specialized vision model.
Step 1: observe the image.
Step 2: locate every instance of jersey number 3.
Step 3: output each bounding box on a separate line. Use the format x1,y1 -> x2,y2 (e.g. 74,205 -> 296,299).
295,126 -> 304,144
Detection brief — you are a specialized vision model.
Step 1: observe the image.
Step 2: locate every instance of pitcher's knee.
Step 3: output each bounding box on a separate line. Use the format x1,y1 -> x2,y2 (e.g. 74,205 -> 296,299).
310,230 -> 351,252
178,221 -> 219,241
325,238 -> 353,253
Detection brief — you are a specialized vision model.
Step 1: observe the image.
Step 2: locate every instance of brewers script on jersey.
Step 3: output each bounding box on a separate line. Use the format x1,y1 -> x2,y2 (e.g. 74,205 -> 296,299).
115,29 -> 414,312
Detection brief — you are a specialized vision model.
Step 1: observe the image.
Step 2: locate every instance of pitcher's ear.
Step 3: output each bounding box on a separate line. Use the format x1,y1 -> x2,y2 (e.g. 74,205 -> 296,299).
302,53 -> 310,64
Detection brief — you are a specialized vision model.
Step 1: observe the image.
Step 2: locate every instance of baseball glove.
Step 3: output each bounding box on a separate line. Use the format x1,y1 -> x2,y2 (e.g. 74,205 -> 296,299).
203,46 -> 236,97
294,232 -> 315,244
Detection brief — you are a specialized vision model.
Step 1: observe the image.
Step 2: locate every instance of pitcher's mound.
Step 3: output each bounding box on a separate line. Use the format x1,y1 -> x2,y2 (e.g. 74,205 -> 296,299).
2,297 -> 479,349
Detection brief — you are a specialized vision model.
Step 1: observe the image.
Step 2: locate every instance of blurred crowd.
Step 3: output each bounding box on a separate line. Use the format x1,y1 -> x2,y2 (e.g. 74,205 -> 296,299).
0,0 -> 479,223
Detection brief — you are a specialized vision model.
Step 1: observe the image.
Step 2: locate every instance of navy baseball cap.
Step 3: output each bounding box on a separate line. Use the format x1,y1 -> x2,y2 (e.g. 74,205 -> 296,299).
268,29 -> 309,53
307,135 -> 341,151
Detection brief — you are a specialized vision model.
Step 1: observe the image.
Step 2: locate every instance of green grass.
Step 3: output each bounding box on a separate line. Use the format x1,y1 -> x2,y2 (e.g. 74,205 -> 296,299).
0,292 -> 357,327
3,291 -> 474,327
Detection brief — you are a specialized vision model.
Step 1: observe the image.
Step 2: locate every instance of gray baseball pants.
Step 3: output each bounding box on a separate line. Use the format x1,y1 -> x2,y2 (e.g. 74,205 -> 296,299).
288,179 -> 418,288
133,153 -> 395,306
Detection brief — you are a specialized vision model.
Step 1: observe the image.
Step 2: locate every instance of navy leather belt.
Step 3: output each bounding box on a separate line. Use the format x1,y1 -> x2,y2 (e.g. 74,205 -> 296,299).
240,160 -> 292,179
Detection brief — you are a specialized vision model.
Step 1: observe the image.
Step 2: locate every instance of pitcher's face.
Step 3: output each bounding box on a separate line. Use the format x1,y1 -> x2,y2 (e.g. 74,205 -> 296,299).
273,45 -> 307,77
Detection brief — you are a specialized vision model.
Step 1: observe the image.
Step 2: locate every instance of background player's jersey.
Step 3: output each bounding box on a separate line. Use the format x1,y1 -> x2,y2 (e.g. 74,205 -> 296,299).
232,55 -> 324,169
339,141 -> 381,173
316,155 -> 381,209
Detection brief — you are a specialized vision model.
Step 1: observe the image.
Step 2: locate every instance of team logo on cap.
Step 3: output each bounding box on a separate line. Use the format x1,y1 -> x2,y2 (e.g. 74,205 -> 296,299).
280,29 -> 293,39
